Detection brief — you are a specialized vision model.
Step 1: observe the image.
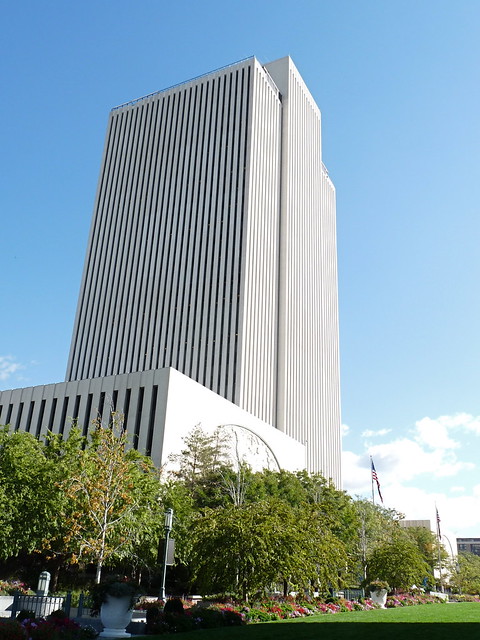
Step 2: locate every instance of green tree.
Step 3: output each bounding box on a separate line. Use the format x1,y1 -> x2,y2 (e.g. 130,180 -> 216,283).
56,414 -> 163,582
353,499 -> 405,583
189,499 -> 347,600
169,425 -> 230,508
0,426 -> 64,560
403,525 -> 447,579
450,552 -> 480,594
366,533 -> 432,591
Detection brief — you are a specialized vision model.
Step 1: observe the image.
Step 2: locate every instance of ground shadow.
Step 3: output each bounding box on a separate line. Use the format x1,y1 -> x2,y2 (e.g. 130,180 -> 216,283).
150,621 -> 480,640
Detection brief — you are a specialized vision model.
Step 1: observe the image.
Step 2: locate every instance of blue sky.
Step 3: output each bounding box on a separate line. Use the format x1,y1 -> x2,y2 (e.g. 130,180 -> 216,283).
1,1 -> 480,543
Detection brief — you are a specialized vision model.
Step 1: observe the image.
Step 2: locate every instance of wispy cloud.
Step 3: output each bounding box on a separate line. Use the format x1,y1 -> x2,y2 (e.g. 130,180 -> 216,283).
341,423 -> 350,437
0,355 -> 23,381
362,428 -> 391,437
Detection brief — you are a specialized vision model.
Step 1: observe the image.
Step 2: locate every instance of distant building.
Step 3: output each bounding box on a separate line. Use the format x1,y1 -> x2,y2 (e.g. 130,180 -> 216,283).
457,538 -> 480,556
0,56 -> 341,483
399,520 -> 432,530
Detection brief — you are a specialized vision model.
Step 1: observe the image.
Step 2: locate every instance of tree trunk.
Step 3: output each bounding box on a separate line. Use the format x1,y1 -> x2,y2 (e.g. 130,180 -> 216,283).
50,557 -> 63,593
95,561 -> 103,584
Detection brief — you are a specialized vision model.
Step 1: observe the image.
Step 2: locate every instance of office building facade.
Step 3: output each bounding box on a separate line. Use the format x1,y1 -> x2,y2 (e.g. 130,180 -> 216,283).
457,538 -> 480,556
2,56 -> 341,483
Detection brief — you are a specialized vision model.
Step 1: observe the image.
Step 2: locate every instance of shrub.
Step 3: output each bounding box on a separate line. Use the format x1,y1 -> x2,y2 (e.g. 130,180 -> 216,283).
163,597 -> 184,616
16,610 -> 36,621
243,607 -> 279,622
221,607 -> 244,626
0,619 -> 27,640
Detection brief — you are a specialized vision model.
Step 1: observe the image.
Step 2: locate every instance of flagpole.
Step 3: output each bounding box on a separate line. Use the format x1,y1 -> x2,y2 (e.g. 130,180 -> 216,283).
436,505 -> 442,592
371,456 -> 375,504
360,510 -> 367,582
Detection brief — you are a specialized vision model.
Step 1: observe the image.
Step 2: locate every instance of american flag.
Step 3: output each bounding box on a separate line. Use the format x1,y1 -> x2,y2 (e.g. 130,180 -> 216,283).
436,506 -> 441,539
371,458 -> 384,503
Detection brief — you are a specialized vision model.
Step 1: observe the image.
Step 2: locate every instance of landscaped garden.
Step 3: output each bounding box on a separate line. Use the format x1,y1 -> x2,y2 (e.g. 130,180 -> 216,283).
2,421 -> 480,639
135,600 -> 480,640
3,593 -> 479,639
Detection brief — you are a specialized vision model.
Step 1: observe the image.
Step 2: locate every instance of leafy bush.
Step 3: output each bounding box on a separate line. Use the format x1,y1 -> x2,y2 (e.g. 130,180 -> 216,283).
243,606 -> 279,622
0,619 -> 27,640
163,597 -> 184,616
143,602 -> 245,634
145,606 -> 167,634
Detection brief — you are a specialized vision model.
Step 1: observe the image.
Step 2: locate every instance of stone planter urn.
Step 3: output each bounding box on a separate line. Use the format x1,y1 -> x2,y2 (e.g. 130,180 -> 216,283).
370,588 -> 388,608
99,595 -> 134,638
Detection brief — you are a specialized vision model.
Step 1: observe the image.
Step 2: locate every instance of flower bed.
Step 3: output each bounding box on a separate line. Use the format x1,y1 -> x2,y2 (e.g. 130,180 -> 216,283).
0,580 -> 33,596
0,592 -> 458,638
136,591 -> 455,633
449,594 -> 480,603
137,595 -> 382,633
386,593 -> 448,608
0,611 -> 98,640
238,597 -> 379,622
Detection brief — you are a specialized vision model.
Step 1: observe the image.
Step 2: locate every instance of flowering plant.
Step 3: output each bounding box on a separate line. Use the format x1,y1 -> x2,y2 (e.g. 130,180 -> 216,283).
89,576 -> 143,616
0,614 -> 98,640
0,579 -> 33,596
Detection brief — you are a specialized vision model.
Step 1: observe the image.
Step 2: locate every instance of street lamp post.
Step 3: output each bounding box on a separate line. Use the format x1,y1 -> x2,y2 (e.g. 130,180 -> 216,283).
159,508 -> 173,601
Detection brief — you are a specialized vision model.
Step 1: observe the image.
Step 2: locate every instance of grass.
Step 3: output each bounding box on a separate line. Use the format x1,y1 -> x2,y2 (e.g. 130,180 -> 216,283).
136,603 -> 480,640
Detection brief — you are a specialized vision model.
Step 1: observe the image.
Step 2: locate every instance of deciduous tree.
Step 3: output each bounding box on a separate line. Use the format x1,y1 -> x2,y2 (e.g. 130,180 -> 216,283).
450,552 -> 480,595
57,414 -> 162,582
189,499 -> 348,600
366,533 -> 432,591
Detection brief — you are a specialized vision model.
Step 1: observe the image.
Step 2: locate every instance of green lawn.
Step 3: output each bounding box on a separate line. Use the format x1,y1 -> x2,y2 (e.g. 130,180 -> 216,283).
136,603 -> 480,640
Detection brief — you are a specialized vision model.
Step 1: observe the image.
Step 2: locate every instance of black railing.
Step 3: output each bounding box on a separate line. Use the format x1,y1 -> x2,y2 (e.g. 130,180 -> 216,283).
343,588 -> 365,601
10,592 -> 71,618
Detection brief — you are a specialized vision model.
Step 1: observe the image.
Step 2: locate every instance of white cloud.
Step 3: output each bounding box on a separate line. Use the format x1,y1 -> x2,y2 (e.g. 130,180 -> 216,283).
450,486 -> 465,494
367,439 -> 474,483
341,450 -> 367,493
414,416 -> 460,450
341,460 -> 480,541
362,428 -> 391,437
341,423 -> 350,437
342,411 -> 480,539
415,413 -> 480,439
0,355 -> 23,381
459,414 -> 480,435
381,484 -> 480,543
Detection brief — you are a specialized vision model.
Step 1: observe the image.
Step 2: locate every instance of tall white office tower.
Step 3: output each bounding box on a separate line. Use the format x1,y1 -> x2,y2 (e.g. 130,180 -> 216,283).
66,56 -> 341,478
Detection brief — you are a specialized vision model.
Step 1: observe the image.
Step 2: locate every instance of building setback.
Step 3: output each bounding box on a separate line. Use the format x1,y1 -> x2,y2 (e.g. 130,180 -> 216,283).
1,56 -> 341,484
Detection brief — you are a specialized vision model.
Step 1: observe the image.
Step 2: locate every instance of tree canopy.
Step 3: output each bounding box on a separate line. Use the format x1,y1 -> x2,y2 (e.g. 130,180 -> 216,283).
0,422 -> 451,598
366,533 -> 432,591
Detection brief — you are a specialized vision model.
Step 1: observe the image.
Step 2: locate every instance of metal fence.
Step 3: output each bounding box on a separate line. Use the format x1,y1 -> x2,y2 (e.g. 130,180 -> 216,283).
342,588 -> 365,601
10,592 -> 71,618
